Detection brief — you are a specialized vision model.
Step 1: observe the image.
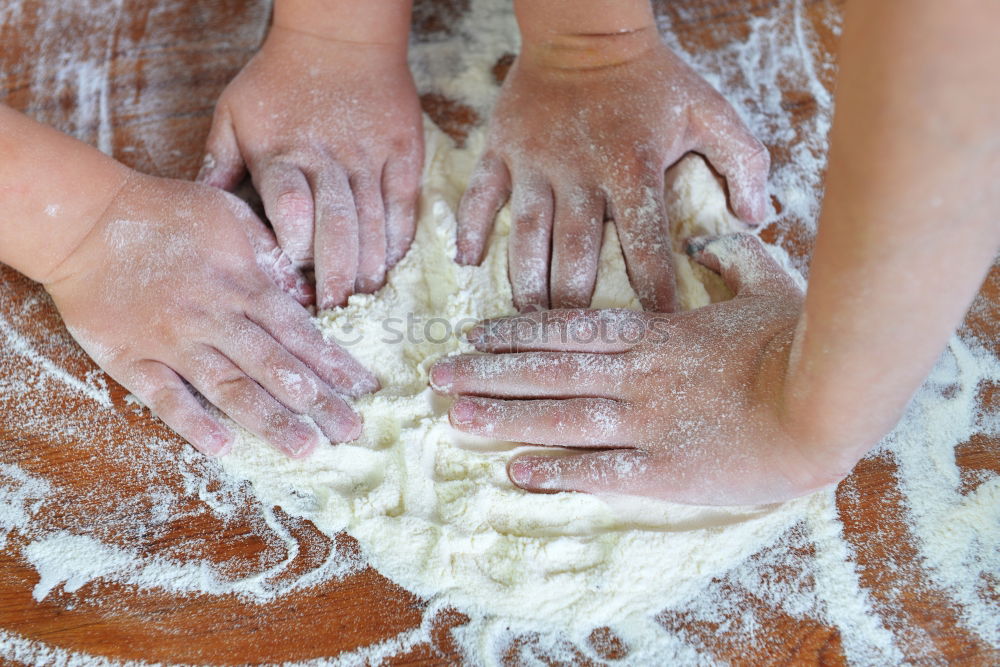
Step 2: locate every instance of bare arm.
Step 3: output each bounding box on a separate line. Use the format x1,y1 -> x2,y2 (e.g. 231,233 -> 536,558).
0,105 -> 378,458
0,105 -> 127,282
783,0 -> 1000,479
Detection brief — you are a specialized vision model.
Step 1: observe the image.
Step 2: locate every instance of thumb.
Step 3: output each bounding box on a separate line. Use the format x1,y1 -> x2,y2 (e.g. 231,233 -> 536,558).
685,233 -> 800,297
197,105 -> 246,190
698,118 -> 771,224
233,195 -> 315,306
508,449 -> 650,495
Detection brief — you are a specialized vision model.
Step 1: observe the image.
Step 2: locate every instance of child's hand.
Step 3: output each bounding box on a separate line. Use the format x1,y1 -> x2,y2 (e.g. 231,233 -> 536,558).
199,26 -> 424,309
45,174 -> 379,458
432,235 -> 841,506
457,31 -> 769,312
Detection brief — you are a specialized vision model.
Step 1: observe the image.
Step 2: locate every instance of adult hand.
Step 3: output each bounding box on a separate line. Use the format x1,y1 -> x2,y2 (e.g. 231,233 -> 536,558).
457,31 -> 769,312
432,234 -> 839,506
45,173 -> 379,458
199,25 -> 424,309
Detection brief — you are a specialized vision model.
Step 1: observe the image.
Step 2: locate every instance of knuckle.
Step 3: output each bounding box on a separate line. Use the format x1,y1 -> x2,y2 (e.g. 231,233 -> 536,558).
213,372 -> 255,403
282,371 -> 321,407
557,226 -> 598,255
358,200 -> 387,225
146,384 -> 181,414
320,198 -> 356,221
274,191 -> 313,221
514,201 -> 550,227
461,184 -> 500,215
389,135 -> 416,156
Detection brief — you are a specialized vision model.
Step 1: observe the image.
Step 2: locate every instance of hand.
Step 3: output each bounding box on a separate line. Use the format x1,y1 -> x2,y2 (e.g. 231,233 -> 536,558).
457,30 -> 770,312
44,173 -> 379,458
198,26 -> 424,309
431,234 -> 840,506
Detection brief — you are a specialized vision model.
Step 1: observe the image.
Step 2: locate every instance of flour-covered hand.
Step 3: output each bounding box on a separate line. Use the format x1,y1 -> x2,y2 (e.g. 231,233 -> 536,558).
432,234 -> 840,505
199,26 -> 423,309
44,174 -> 378,458
457,30 -> 769,312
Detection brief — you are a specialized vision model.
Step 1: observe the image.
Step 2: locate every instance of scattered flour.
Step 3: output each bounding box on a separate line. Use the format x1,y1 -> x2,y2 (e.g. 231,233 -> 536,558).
0,0 -> 996,664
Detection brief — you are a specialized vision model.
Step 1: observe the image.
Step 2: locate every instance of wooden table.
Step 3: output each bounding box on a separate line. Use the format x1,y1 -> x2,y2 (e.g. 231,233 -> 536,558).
1,0 -> 997,664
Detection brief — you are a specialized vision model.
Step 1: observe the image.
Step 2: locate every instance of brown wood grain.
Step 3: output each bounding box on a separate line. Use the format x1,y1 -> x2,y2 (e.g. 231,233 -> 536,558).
0,0 -> 996,664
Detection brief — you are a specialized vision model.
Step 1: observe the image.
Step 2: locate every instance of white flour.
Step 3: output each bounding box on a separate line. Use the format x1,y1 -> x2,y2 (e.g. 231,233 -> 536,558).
217,124 -> 823,661
0,0 -> 997,664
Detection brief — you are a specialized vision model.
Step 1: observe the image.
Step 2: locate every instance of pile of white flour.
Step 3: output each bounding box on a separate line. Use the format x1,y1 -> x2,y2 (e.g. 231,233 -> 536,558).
1,0 -> 997,663
218,123 -> 822,659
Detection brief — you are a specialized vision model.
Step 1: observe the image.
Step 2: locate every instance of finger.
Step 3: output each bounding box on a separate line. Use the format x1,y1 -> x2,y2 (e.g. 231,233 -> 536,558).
256,161 -> 315,265
197,105 -> 245,190
508,449 -> 650,494
252,289 -> 380,398
127,361 -> 233,456
685,233 -> 800,297
218,321 -> 362,443
467,309 -> 655,354
312,166 -> 359,310
351,170 -> 388,294
508,177 -> 554,312
456,153 -> 511,265
383,152 -> 422,268
550,187 -> 604,308
185,348 -> 323,458
698,116 -> 771,224
449,396 -> 634,447
429,351 -> 627,399
236,196 -> 314,306
610,180 -> 677,312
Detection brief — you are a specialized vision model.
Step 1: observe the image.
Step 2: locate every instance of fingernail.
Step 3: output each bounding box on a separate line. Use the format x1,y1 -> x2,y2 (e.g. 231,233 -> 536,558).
450,399 -> 476,425
430,359 -> 454,392
285,424 -> 318,459
684,236 -> 713,257
347,371 -> 380,397
343,413 -> 363,442
203,429 -> 233,457
196,153 -> 218,184
295,281 -> 316,306
320,408 -> 363,443
319,293 -> 348,312
465,324 -> 485,347
363,374 -> 381,395
508,459 -> 532,486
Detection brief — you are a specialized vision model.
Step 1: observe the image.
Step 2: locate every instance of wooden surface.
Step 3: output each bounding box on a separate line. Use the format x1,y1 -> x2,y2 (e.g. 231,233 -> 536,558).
0,0 -> 997,664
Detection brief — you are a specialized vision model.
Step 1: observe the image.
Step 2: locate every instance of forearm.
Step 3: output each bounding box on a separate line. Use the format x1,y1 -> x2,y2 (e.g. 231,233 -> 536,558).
513,0 -> 658,69
0,105 -> 128,284
783,0 -> 1000,475
272,0 -> 413,57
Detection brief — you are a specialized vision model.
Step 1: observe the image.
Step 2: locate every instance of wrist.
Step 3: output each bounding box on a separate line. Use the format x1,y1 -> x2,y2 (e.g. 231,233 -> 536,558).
272,0 -> 412,59
518,27 -> 662,71
775,314 -> 883,486
514,0 -> 658,70
38,166 -> 132,287
0,105 -> 132,285
750,313 -> 860,492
